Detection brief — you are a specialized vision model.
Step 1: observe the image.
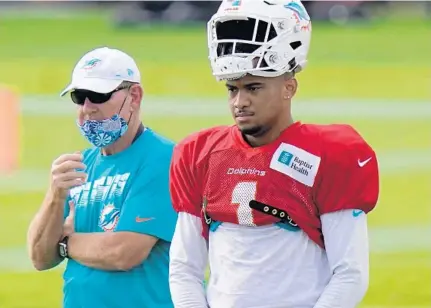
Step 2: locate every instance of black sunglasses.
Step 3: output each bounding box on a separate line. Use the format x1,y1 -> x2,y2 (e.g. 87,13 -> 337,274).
71,86 -> 128,105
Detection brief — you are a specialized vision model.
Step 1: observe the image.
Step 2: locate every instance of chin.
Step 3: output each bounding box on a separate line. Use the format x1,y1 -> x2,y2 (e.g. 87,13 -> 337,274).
238,125 -> 266,137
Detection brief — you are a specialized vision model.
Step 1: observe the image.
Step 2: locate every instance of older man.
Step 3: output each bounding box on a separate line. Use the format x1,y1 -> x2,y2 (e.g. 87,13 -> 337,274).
27,46 -> 177,308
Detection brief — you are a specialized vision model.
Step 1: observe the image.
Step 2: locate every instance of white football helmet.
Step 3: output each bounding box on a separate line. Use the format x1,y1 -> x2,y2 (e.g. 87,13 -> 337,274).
207,0 -> 312,81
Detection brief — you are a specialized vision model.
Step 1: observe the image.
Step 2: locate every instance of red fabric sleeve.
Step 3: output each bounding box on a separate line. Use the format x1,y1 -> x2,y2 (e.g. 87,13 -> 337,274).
169,133 -> 203,218
315,125 -> 379,215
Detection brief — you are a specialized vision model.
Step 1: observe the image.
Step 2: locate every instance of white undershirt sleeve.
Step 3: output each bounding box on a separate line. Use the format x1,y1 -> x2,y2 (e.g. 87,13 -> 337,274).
313,209 -> 370,308
169,212 -> 209,308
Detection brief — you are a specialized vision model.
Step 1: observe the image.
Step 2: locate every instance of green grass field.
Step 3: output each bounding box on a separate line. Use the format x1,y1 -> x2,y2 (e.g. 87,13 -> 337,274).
0,10 -> 430,308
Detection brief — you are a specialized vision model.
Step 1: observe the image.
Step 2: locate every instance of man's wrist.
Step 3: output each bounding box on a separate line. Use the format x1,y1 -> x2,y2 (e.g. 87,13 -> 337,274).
47,187 -> 68,204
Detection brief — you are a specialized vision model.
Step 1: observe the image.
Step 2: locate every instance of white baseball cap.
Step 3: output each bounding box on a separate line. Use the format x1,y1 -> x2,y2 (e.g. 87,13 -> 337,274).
60,46 -> 141,97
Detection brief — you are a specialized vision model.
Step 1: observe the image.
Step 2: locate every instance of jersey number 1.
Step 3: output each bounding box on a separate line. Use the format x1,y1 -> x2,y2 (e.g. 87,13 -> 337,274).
231,181 -> 257,226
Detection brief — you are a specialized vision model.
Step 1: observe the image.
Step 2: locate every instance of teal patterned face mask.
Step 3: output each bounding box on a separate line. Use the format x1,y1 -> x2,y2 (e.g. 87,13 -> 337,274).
77,114 -> 129,148
77,91 -> 130,148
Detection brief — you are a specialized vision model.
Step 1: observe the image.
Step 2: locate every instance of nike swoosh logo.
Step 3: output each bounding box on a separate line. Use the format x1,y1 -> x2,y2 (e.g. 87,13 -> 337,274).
358,157 -> 372,167
135,217 -> 154,223
352,210 -> 363,217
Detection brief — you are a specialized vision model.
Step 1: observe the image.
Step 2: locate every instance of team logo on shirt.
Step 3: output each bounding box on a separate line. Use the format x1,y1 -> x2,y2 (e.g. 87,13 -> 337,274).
99,203 -> 120,232
69,173 -> 131,208
270,143 -> 321,187
227,167 -> 266,177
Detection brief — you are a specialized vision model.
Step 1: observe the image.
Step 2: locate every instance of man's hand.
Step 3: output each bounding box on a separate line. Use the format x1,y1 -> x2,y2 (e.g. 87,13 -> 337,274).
50,152 -> 87,200
63,200 -> 76,237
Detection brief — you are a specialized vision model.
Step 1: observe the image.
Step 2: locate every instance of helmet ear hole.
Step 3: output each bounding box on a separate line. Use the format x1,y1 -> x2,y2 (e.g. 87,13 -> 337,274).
290,41 -> 302,50
288,58 -> 297,71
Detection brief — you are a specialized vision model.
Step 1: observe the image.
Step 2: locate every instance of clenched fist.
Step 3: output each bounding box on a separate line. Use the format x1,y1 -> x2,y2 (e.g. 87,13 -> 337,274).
50,152 -> 87,199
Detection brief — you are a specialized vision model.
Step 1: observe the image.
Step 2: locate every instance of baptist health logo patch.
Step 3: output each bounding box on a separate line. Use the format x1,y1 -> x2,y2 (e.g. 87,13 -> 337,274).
99,203 -> 120,232
270,143 -> 321,187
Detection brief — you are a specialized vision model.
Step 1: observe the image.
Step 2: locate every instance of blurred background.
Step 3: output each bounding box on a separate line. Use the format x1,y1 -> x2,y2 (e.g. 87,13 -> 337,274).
0,1 -> 430,307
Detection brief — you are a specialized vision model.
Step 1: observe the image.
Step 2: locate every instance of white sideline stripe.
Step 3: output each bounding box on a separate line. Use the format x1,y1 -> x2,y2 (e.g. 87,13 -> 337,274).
0,149 -> 429,193
1,225 -> 430,272
20,96 -> 431,119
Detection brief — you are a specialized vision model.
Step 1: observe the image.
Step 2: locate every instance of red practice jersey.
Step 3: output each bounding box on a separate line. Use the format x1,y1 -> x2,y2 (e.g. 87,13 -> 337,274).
169,121 -> 379,248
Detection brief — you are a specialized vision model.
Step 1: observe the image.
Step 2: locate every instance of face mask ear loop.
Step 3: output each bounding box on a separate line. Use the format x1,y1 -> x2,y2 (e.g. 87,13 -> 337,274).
118,87 -> 134,125
118,87 -> 130,114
